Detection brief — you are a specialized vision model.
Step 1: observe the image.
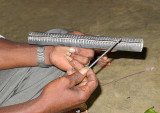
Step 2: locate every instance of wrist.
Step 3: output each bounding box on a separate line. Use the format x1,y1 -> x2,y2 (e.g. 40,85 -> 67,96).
38,94 -> 58,113
29,97 -> 49,113
44,46 -> 54,66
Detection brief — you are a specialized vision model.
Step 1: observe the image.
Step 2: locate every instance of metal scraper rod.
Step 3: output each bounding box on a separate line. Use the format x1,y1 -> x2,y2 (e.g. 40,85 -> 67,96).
88,39 -> 121,68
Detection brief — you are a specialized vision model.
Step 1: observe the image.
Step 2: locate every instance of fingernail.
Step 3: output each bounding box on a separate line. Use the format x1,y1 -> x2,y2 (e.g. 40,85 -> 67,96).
69,47 -> 76,53
66,52 -> 71,56
66,56 -> 72,61
79,67 -> 89,75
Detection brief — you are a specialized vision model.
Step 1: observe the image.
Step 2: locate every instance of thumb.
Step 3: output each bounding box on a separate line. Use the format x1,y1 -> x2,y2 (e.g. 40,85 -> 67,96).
67,67 -> 89,88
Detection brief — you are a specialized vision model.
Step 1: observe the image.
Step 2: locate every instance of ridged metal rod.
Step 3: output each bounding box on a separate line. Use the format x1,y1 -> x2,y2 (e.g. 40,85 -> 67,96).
28,32 -> 143,52
29,32 -> 142,43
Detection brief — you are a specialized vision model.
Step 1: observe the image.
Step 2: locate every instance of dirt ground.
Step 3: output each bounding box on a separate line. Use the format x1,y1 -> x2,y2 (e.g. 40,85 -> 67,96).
0,0 -> 160,112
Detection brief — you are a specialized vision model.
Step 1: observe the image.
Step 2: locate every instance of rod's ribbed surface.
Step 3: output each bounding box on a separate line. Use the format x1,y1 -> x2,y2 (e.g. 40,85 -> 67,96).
28,32 -> 143,52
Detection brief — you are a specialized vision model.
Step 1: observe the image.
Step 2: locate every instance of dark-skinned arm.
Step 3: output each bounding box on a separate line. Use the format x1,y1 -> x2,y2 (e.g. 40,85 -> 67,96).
0,39 -> 52,69
0,68 -> 98,113
0,97 -> 47,113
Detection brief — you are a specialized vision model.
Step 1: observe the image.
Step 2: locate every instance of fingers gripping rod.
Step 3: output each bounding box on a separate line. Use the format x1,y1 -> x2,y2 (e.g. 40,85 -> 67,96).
79,39 -> 121,75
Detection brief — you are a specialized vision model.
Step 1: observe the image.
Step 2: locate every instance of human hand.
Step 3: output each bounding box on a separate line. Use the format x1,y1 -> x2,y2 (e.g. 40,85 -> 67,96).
81,33 -> 116,68
39,68 -> 98,113
94,49 -> 116,67
45,31 -> 94,71
95,55 -> 111,67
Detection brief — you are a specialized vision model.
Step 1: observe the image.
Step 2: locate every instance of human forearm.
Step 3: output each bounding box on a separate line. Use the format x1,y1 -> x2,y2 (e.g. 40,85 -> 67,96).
0,39 -> 52,69
0,31 -> 95,71
0,97 -> 48,113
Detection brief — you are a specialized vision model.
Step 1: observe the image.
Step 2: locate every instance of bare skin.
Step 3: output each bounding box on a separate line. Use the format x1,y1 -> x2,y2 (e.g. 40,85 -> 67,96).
0,31 -> 109,112
0,31 -> 108,71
